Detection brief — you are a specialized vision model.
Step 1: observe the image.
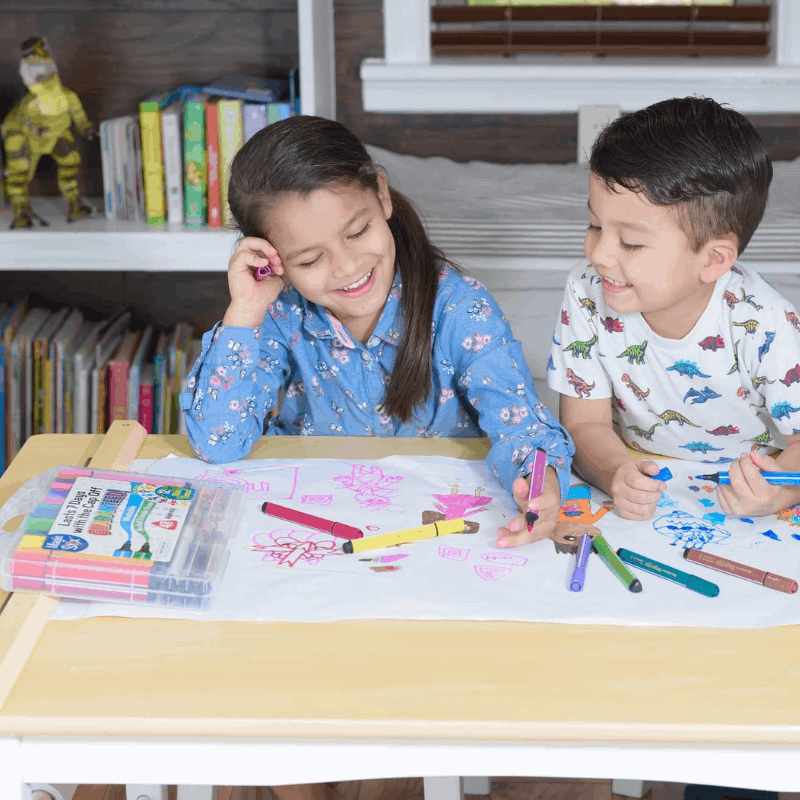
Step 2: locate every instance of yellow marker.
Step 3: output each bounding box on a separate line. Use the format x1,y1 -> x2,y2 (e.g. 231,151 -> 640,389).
342,518 -> 466,554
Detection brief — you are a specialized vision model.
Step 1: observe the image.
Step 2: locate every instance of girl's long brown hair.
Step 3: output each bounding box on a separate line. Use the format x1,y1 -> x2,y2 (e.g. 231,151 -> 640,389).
227,115 -> 459,423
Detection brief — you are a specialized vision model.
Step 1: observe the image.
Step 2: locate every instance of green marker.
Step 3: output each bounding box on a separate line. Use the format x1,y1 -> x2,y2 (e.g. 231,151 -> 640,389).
591,533 -> 642,593
617,548 -> 719,598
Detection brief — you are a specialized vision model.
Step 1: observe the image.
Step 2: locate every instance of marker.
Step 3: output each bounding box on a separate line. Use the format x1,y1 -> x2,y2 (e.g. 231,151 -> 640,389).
342,518 -> 466,554
526,448 -> 548,531
684,548 -> 798,594
694,470 -> 800,486
253,265 -> 272,281
569,533 -> 592,592
591,533 -> 642,593
654,467 -> 673,482
261,501 -> 363,540
617,547 -> 719,598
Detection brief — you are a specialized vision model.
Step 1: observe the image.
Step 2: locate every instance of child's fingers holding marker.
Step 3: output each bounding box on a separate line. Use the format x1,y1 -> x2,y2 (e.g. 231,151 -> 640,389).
611,461 -> 664,520
496,471 -> 559,547
225,237 -> 287,325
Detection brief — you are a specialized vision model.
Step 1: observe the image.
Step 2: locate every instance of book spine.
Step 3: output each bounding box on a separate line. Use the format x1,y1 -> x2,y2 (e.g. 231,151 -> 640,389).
243,103 -> 267,142
217,99 -> 243,228
278,102 -> 292,120
112,119 -> 127,220
33,341 -> 44,435
162,108 -> 184,224
96,366 -> 107,433
108,361 -> 128,423
267,103 -> 281,126
131,119 -> 146,222
99,120 -> 115,219
8,344 -> 22,462
139,102 -> 166,226
138,381 -> 154,434
206,101 -> 221,229
42,355 -> 53,433
183,99 -> 206,228
153,351 -> 167,435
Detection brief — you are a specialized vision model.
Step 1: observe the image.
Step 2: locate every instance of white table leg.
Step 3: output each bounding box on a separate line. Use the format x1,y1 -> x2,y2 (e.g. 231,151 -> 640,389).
0,736 -> 30,800
463,778 -> 491,795
30,786 -> 78,800
424,776 -> 464,800
126,787 -> 169,800
612,780 -> 653,798
176,788 -> 214,800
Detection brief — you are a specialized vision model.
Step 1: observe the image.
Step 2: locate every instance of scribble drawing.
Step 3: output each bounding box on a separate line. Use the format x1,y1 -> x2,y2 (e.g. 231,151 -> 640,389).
558,484 -> 612,524
703,512 -> 727,526
193,465 -> 300,498
439,544 -> 470,561
657,493 -> 679,508
653,510 -> 731,550
193,469 -> 272,494
333,463 -> 405,510
252,529 -> 339,566
301,494 -> 333,506
481,552 -> 527,568
474,565 -> 512,582
778,505 -> 800,527
423,485 -> 493,532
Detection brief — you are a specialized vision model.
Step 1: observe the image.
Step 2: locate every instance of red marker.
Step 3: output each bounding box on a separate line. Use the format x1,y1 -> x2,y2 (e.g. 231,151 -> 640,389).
261,501 -> 363,540
254,265 -> 272,281
526,448 -> 548,532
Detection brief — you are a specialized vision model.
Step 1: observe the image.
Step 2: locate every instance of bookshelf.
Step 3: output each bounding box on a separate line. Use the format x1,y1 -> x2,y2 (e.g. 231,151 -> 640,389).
0,0 -> 335,277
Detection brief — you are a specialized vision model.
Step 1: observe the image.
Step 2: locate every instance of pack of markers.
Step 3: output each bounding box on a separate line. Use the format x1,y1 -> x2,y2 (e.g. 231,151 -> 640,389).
0,465 -> 244,610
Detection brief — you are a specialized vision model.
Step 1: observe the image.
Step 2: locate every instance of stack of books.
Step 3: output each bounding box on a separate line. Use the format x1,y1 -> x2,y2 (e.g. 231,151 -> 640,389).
0,299 -> 201,476
99,70 -> 300,229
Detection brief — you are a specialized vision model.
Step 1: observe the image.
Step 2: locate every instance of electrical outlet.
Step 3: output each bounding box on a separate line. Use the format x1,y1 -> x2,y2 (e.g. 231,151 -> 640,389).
578,104 -> 621,164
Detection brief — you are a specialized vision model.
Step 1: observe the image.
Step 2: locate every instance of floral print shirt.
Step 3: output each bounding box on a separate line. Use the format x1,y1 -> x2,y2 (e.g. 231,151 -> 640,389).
180,268 -> 574,499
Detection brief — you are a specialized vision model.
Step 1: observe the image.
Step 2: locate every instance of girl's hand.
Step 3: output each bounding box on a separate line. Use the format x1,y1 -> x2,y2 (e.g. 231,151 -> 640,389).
717,450 -> 800,517
223,236 -> 286,328
496,466 -> 560,547
609,460 -> 664,520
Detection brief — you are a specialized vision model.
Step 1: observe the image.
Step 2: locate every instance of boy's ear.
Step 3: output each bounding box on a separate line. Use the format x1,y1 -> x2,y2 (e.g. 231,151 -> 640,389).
376,170 -> 393,220
700,235 -> 738,283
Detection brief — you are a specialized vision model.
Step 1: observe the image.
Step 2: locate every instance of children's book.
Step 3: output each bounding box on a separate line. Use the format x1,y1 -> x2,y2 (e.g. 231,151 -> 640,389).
202,74 -> 285,104
8,308 -> 49,459
161,102 -> 184,224
99,120 -> 115,219
70,319 -> 106,435
127,116 -> 146,223
138,362 -> 155,434
33,307 -> 69,435
217,98 -> 243,229
0,298 -> 26,473
139,101 -> 165,225
107,328 -> 141,424
183,94 -> 207,228
289,66 -> 300,116
152,331 -> 169,435
167,322 -> 193,435
91,312 -> 132,433
267,102 -> 293,125
49,308 -> 83,435
128,325 -> 154,421
177,338 -> 201,436
243,103 -> 267,142
0,465 -> 243,609
206,101 -> 221,229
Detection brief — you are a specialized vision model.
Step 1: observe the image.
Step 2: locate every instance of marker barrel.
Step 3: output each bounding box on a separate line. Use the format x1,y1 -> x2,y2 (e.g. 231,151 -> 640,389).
261,502 -> 363,540
592,533 -> 642,593
617,547 -> 719,597
569,532 -> 593,592
343,518 -> 466,554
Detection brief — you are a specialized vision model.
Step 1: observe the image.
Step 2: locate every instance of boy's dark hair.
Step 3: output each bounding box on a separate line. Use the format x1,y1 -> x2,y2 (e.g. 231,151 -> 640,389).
228,115 -> 458,424
590,96 -> 772,255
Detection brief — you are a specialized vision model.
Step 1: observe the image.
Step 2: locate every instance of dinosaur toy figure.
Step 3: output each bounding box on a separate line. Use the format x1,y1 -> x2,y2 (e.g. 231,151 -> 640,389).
1,37 -> 96,229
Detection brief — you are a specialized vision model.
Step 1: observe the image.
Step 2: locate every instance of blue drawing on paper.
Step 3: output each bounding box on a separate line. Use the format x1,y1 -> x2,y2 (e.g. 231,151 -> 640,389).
698,498 -> 714,507
657,493 -> 678,508
703,512 -> 727,526
760,529 -> 780,541
653,510 -> 731,550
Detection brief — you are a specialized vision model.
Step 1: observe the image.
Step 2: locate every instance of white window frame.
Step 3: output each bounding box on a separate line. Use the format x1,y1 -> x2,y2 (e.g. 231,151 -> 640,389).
361,0 -> 800,113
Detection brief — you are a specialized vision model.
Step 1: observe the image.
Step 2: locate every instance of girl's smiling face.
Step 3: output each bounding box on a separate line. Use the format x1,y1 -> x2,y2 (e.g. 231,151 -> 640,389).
265,175 -> 396,344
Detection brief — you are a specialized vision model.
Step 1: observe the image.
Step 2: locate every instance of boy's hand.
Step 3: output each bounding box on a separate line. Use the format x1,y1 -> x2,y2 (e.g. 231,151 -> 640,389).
223,236 -> 286,328
717,450 -> 800,517
610,460 -> 665,520
496,466 -> 560,547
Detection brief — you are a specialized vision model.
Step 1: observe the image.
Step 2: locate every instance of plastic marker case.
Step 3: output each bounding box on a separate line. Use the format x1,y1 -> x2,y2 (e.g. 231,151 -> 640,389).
0,465 -> 244,610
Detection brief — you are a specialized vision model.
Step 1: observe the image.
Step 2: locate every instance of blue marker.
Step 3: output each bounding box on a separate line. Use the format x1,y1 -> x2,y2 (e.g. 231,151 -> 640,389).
695,470 -> 800,486
569,533 -> 593,592
654,467 -> 673,482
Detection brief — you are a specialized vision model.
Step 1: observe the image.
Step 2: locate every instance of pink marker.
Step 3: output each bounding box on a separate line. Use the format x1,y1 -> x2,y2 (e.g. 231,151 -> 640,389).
526,448 -> 548,532
261,501 -> 363,540
254,265 -> 272,281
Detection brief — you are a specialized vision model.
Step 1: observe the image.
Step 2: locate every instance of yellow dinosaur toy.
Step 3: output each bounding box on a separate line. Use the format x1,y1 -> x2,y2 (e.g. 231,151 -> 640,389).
1,37 -> 96,229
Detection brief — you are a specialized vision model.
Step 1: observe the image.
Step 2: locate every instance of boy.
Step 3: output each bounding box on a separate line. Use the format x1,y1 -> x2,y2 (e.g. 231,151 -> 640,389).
547,96 -> 800,522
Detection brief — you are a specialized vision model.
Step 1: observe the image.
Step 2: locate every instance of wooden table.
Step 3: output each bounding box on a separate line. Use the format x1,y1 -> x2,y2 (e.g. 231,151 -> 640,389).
1,428 -> 800,799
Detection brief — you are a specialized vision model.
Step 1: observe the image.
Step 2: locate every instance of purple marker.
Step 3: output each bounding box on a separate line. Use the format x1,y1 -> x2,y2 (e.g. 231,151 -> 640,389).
254,265 -> 272,281
569,533 -> 593,592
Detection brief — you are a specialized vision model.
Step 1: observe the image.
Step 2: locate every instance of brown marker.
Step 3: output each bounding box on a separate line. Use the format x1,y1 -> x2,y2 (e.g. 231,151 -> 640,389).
683,548 -> 798,594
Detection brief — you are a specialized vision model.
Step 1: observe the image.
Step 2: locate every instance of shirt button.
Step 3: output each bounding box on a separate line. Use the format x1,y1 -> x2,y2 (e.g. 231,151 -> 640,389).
368,337 -> 379,347
373,404 -> 382,413
361,352 -> 371,362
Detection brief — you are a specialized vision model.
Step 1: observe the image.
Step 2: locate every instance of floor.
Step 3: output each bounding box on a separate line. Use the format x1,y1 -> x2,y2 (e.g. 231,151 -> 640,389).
62,779 -> 800,800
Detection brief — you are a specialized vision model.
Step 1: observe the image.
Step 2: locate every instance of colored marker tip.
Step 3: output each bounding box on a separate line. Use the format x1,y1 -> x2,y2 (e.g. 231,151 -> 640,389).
569,581 -> 582,592
693,473 -> 719,483
630,579 -> 643,593
525,510 -> 539,528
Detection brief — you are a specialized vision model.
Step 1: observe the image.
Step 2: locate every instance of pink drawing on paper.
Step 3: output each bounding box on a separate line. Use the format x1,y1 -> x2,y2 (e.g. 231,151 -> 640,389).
252,529 -> 339,567
301,494 -> 333,506
474,565 -> 513,582
439,544 -> 470,562
193,466 -> 299,498
422,486 -> 492,533
481,552 -> 527,568
333,463 -> 404,510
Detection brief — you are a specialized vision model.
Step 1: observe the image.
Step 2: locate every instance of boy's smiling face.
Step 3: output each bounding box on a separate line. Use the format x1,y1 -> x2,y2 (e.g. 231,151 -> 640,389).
584,173 -> 733,339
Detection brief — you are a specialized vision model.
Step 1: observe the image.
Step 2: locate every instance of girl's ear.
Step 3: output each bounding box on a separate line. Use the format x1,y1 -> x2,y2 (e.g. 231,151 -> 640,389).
376,171 -> 393,220
700,235 -> 738,284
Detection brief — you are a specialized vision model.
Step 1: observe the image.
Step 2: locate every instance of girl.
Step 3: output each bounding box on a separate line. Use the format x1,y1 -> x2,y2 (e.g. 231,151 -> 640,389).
180,115 -> 573,547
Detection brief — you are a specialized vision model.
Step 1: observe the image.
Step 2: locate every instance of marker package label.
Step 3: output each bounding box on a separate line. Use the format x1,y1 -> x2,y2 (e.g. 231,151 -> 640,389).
0,465 -> 244,610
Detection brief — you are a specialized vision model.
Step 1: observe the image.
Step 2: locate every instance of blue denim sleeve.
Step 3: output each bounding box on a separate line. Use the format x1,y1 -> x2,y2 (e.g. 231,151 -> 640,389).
440,279 -> 574,502
179,319 -> 291,463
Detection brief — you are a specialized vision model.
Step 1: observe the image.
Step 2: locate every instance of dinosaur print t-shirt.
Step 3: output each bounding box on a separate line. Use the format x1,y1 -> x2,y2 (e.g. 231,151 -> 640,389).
547,261 -> 800,463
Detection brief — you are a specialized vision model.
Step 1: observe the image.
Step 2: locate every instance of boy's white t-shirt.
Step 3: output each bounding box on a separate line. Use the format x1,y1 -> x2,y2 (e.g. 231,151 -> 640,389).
547,260 -> 800,462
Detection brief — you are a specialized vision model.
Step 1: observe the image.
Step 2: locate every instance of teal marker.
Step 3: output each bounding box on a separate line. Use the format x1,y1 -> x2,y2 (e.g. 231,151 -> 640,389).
617,547 -> 719,598
591,533 -> 642,593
